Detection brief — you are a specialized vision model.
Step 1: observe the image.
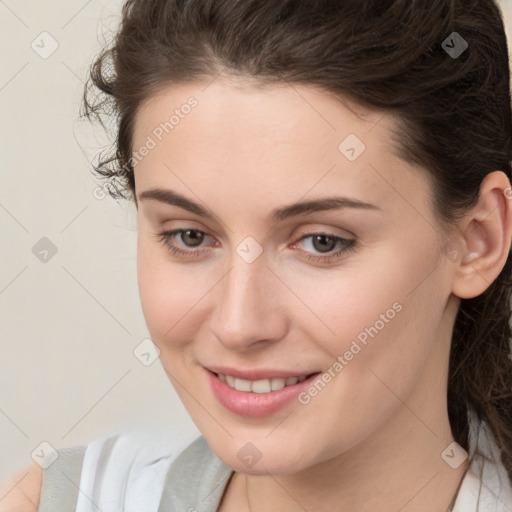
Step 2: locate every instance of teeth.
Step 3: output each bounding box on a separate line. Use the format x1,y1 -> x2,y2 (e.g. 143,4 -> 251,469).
218,373 -> 308,393
251,379 -> 271,393
234,378 -> 252,392
271,378 -> 286,391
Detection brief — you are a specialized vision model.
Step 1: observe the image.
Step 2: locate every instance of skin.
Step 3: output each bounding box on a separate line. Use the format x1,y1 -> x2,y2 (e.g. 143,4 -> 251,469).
0,462 -> 41,511
132,76 -> 512,512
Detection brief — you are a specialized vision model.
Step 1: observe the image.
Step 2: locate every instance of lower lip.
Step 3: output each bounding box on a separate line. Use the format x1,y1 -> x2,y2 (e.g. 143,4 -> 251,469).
206,370 -> 320,418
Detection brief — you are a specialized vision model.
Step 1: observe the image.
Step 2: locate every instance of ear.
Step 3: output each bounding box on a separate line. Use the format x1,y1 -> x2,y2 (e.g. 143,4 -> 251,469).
451,171 -> 512,299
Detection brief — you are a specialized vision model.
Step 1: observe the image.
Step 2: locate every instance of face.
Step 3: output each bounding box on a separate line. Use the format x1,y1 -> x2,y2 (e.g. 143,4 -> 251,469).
133,77 -> 455,475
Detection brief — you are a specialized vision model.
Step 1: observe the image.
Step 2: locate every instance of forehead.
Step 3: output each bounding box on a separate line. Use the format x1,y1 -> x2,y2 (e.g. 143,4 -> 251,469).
131,77 -> 433,221
133,77 -> 391,152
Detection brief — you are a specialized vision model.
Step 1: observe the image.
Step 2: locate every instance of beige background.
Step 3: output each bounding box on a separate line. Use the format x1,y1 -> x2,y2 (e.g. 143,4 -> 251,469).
1,0 -> 511,480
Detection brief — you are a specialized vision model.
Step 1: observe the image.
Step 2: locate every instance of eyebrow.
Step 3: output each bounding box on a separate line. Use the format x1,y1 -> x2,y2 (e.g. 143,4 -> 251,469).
138,187 -> 380,223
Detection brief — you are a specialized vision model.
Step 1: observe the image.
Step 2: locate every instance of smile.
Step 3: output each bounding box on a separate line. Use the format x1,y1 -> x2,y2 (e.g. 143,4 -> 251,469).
207,369 -> 322,417
217,373 -> 308,393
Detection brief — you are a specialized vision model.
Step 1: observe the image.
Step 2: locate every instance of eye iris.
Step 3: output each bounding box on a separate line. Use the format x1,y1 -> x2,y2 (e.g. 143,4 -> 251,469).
181,230 -> 204,247
312,234 -> 336,253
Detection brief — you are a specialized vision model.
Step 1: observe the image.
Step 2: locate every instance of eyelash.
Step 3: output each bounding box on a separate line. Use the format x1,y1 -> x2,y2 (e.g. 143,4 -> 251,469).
156,229 -> 356,263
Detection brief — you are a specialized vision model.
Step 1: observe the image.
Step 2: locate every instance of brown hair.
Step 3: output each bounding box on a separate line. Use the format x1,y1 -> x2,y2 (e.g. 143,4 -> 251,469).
82,0 -> 512,485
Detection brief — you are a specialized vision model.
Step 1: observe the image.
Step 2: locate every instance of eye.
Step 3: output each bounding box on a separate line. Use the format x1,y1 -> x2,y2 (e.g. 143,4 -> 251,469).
292,233 -> 356,263
156,229 -> 215,257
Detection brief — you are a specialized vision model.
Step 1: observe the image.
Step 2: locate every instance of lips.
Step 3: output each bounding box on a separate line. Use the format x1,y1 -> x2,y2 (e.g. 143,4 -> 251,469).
205,367 -> 322,417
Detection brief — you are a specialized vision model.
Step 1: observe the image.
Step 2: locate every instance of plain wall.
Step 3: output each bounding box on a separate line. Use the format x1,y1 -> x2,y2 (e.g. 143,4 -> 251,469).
1,0 -> 511,480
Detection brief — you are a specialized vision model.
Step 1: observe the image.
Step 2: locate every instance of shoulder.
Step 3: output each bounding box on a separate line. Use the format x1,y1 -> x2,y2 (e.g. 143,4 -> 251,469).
0,441 -> 88,512
0,442 -> 86,512
0,462 -> 43,512
1,429 -> 191,512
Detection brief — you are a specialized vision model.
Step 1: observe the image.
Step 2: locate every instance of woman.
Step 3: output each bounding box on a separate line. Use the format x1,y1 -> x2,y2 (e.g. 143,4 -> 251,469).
3,0 -> 512,510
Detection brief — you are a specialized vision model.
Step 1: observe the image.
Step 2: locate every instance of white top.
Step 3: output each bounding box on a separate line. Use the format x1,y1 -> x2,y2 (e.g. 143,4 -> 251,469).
38,410 -> 512,511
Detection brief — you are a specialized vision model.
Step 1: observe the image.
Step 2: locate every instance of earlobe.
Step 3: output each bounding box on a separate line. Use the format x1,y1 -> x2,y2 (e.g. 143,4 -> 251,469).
451,171 -> 512,299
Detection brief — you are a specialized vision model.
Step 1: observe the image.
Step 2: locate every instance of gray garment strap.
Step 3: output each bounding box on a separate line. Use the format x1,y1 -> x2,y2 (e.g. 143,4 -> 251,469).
158,436 -> 233,512
37,444 -> 87,512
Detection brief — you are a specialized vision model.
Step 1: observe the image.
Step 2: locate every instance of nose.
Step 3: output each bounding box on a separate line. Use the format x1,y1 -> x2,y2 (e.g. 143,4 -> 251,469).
209,253 -> 288,352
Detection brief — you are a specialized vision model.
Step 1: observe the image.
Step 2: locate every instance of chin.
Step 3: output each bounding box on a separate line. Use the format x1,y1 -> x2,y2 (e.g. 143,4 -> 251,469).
202,430 -> 320,475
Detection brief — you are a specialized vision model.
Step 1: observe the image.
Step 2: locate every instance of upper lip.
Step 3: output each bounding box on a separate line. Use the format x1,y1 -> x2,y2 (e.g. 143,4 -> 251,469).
206,365 -> 319,381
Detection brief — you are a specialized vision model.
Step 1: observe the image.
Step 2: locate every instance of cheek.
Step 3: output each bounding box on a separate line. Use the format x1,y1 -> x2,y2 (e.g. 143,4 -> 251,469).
292,241 -> 447,390
136,236 -> 208,351
286,248 -> 448,460
280,243 -> 433,344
